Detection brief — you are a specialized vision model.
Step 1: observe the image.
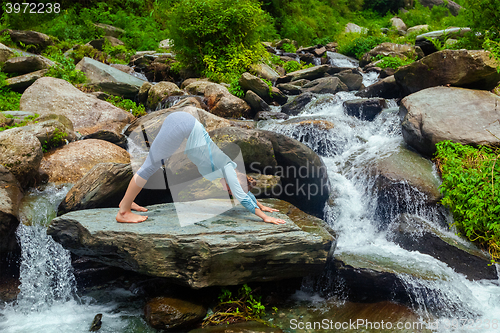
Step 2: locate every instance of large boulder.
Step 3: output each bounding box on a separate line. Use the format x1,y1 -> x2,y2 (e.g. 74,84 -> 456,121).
407,24 -> 429,35
390,17 -> 407,31
40,139 -> 130,184
204,84 -> 251,118
0,128 -> 43,188
22,114 -> 76,150
276,64 -> 330,84
147,81 -> 184,110
124,102 -> 231,138
261,130 -> 330,217
356,75 -> 401,99
389,214 -> 497,281
373,144 -> 442,205
20,77 -> 134,137
250,63 -> 280,82
6,29 -> 54,51
0,43 -> 14,62
0,166 -> 23,253
75,57 -> 147,98
144,297 -> 207,331
5,69 -> 48,92
360,43 -> 424,68
244,90 -> 271,113
239,72 -> 271,101
303,77 -> 348,94
58,163 -> 133,214
281,92 -> 314,116
399,87 -> 500,156
343,98 -> 387,121
209,127 -> 278,173
184,80 -> 216,96
276,83 -> 303,95
394,50 -> 500,96
2,55 -> 54,74
47,198 -> 336,288
334,69 -> 363,91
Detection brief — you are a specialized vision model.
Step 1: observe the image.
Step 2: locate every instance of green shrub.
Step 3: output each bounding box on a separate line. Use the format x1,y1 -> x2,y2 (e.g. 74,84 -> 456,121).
373,54 -> 415,69
0,73 -> 22,111
283,61 -> 301,73
280,43 -> 296,53
42,127 -> 68,152
435,140 -> 500,262
105,95 -> 146,117
44,50 -> 86,84
169,0 -> 273,83
229,79 -> 245,99
337,35 -> 390,59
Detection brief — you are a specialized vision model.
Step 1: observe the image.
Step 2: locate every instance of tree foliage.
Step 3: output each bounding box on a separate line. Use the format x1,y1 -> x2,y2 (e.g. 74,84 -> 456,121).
168,0 -> 274,82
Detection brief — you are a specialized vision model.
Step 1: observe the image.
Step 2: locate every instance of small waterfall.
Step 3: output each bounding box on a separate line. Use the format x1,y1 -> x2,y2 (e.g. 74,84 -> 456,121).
361,71 -> 380,87
327,51 -> 359,68
0,184 -> 153,333
15,224 -> 76,312
13,184 -> 76,312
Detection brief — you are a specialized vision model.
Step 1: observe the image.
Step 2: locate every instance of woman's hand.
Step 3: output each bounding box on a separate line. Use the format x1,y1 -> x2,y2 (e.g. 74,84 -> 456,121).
259,205 -> 279,213
263,215 -> 286,224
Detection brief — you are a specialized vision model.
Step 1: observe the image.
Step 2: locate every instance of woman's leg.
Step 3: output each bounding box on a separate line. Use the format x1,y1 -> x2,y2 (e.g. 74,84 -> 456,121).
116,174 -> 148,223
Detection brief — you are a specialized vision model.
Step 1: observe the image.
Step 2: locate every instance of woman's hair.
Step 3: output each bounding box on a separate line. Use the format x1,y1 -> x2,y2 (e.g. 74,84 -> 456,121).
223,171 -> 256,196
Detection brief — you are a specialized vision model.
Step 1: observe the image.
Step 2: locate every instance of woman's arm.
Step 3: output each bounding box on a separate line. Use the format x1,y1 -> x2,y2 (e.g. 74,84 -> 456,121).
223,165 -> 285,224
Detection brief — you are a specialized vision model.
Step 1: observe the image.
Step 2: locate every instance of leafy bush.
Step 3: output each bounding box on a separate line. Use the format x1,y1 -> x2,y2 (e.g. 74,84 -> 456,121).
373,55 -> 415,69
229,79 -> 245,98
42,128 -> 68,152
0,73 -> 22,111
283,61 -> 301,73
44,51 -> 87,84
435,140 -> 500,262
169,0 -> 273,82
105,95 -> 146,117
283,60 -> 314,73
281,43 -> 297,53
337,35 -> 390,59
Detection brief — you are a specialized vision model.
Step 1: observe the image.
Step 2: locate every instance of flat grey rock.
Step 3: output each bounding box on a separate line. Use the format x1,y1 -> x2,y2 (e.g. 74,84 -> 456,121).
75,57 -> 146,98
48,198 -> 336,288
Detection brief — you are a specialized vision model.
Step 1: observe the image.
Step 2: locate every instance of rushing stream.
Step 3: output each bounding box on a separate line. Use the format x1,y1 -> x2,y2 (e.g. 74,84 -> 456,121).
258,88 -> 500,332
1,74 -> 500,332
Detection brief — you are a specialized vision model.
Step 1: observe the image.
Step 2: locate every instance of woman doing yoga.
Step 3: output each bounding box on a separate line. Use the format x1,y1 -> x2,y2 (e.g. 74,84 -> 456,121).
116,111 -> 286,225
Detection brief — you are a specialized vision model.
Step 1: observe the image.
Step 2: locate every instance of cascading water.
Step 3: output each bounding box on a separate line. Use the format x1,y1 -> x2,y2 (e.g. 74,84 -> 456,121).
259,86 -> 500,331
0,184 -> 154,333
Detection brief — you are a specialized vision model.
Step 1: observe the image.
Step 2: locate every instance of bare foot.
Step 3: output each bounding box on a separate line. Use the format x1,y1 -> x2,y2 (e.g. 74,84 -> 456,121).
263,216 -> 286,225
116,210 -> 148,223
131,202 -> 148,212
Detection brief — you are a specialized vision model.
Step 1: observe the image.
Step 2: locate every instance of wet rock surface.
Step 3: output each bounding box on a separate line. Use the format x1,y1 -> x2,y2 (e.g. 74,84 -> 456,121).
48,199 -> 336,288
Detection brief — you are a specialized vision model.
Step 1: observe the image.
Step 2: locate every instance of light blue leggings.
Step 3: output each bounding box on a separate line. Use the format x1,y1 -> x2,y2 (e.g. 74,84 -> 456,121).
136,111 -> 258,213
